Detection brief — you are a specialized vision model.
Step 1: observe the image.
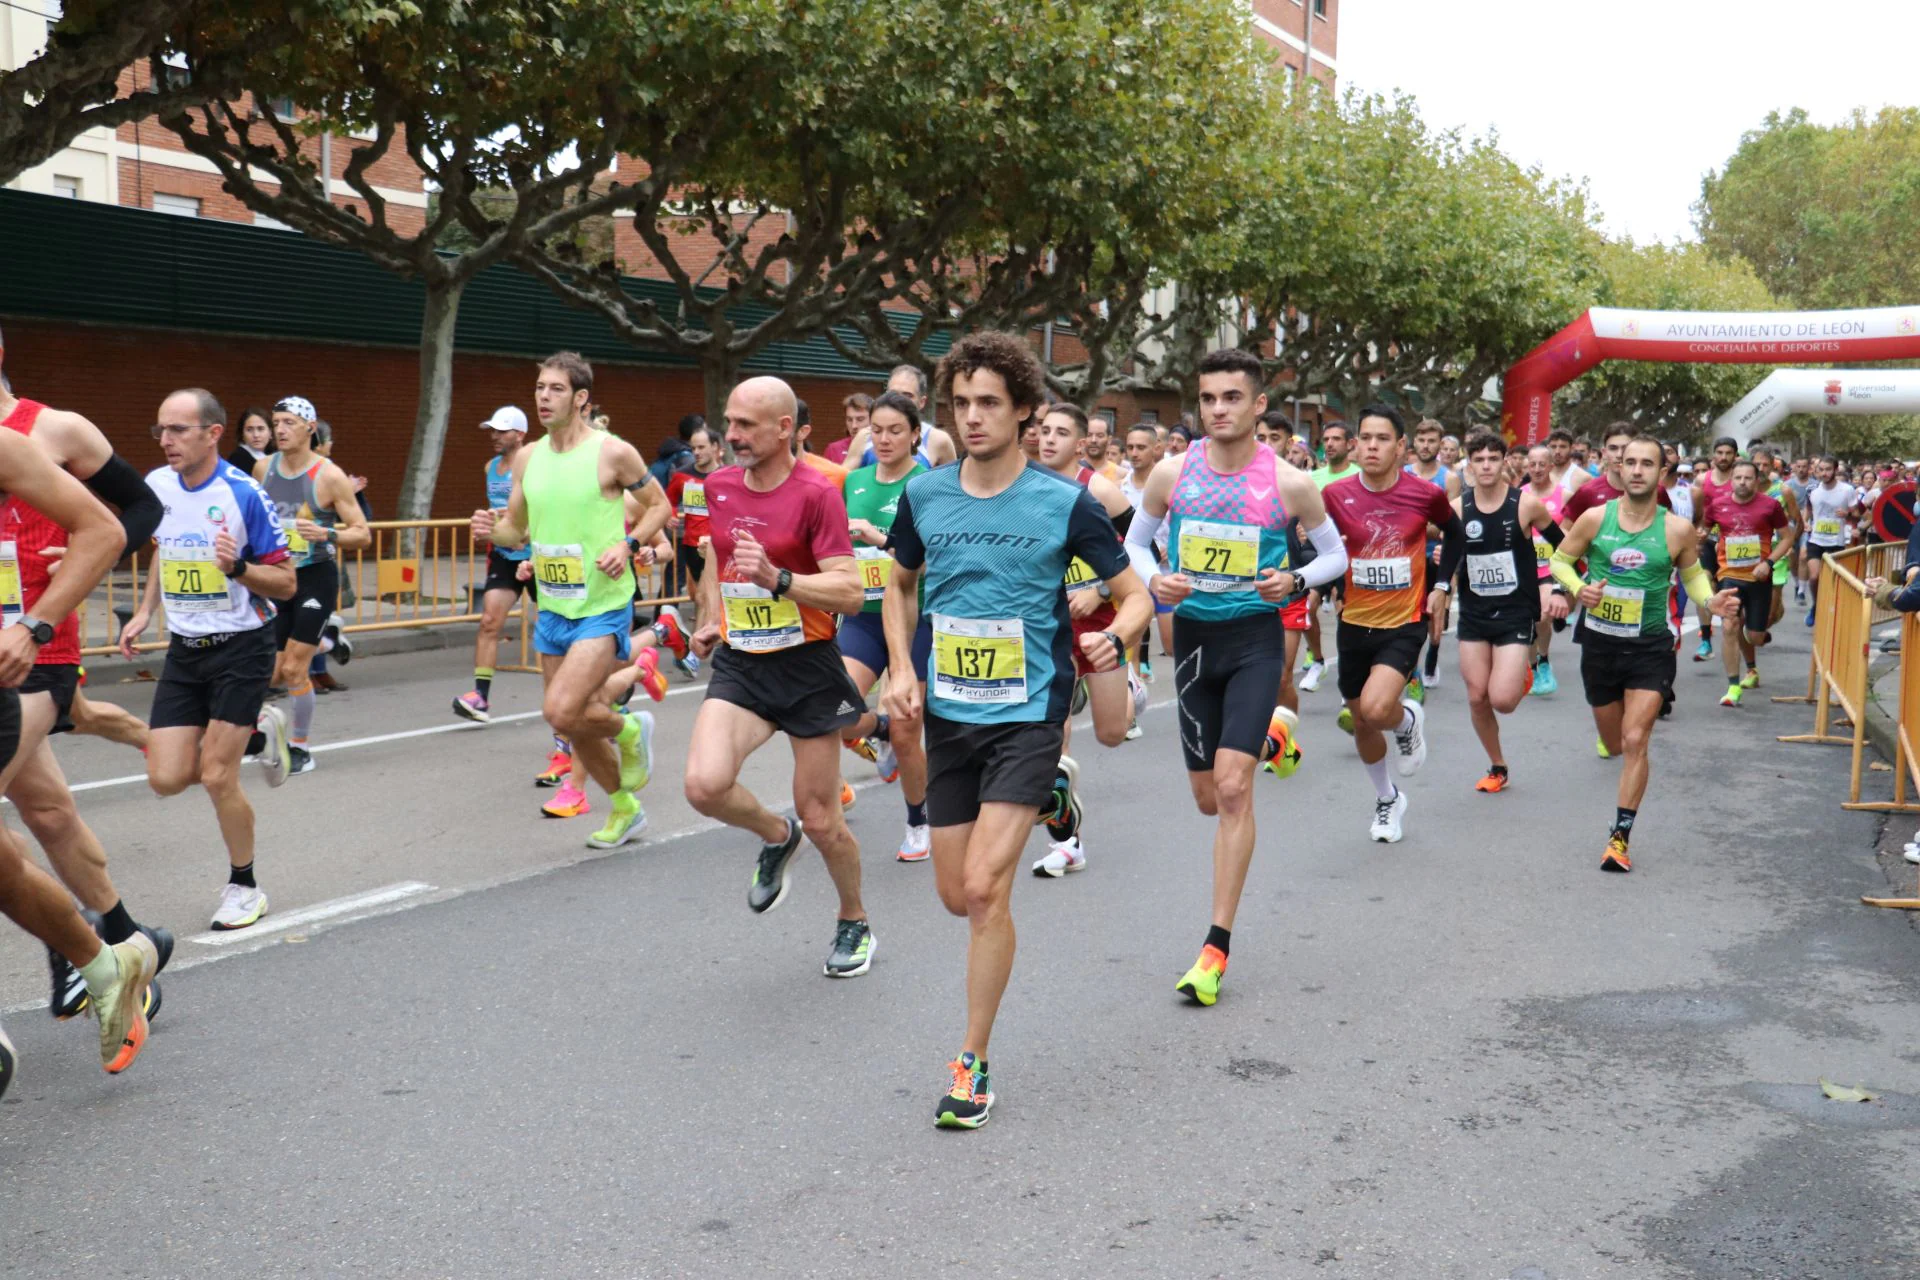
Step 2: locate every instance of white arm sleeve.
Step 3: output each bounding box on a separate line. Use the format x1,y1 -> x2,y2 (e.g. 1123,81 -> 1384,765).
1296,516 -> 1348,589
1125,507 -> 1166,584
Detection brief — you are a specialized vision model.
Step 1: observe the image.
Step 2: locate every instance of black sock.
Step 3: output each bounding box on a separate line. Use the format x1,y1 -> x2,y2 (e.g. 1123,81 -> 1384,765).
874,713 -> 890,741
1205,924 -> 1231,956
229,862 -> 256,889
475,674 -> 493,700
98,900 -> 137,945
1612,807 -> 1637,838
1488,764 -> 1509,778
247,729 -> 266,756
906,799 -> 928,827
1424,642 -> 1439,677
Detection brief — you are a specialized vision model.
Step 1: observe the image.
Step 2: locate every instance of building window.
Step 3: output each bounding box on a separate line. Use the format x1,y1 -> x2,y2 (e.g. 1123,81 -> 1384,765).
153,193 -> 201,217
1313,0 -> 1326,14
52,175 -> 80,199
44,0 -> 62,39
254,211 -> 292,230
1138,409 -> 1160,425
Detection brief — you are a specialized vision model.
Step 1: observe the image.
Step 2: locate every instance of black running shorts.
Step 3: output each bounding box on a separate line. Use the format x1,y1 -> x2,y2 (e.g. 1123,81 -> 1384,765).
19,663 -> 79,735
482,548 -> 530,598
1173,611 -> 1288,773
273,560 -> 339,649
1334,619 -> 1427,701
1579,636 -> 1676,707
1718,576 -> 1775,635
151,628 -> 277,730
0,687 -> 21,776
923,713 -> 1065,826
704,639 -> 864,740
1456,606 -> 1536,647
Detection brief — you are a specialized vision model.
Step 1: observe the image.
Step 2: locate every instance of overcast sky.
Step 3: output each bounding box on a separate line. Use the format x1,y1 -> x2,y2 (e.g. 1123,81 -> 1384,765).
1338,0 -> 1920,245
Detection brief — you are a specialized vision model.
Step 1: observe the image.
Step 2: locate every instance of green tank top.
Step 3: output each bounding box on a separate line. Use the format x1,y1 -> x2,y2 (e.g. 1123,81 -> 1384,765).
521,431 -> 634,620
843,460 -> 924,614
1584,500 -> 1673,642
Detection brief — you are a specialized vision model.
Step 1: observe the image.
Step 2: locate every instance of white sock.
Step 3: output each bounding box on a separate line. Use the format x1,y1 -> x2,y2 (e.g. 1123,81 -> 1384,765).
1364,757 -> 1396,801
1397,707 -> 1416,735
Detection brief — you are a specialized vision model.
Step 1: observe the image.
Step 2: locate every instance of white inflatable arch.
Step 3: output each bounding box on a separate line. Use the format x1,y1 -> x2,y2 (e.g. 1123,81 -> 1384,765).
1714,368 -> 1920,449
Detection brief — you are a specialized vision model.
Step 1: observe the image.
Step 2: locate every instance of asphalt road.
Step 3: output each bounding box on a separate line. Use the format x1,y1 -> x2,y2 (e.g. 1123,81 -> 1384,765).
3,612 -> 1919,1279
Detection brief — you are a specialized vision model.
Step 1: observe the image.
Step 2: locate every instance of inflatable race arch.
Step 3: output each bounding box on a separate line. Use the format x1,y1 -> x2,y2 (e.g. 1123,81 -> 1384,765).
1501,305 -> 1920,445
1711,368 -> 1920,448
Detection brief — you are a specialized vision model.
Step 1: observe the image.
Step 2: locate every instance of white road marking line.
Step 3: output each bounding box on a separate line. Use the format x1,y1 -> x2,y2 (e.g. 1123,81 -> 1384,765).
186,881 -> 438,948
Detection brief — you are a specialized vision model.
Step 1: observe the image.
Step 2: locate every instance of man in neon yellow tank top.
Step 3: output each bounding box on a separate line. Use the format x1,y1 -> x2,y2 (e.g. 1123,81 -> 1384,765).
1550,437 -> 1738,874
471,352 -> 671,850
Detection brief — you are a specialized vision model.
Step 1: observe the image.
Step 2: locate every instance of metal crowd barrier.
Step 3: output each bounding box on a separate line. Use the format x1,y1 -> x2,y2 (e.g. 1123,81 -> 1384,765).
77,519 -> 696,674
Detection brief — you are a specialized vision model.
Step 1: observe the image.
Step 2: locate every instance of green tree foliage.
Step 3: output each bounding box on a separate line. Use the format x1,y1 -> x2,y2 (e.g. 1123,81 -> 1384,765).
1698,107 -> 1920,310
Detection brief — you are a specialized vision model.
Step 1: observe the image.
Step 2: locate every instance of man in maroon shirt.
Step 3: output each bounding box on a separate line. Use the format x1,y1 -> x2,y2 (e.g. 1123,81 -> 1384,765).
1562,422 -> 1674,525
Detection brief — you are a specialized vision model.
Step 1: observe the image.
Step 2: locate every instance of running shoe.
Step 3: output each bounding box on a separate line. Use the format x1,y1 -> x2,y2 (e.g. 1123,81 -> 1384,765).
840,781 -> 856,811
679,652 -> 703,679
1532,661 -> 1557,697
92,933 -> 158,1074
1794,586 -> 1807,605
536,748 -> 571,787
1694,637 -> 1713,661
256,704 -> 291,788
586,792 -> 646,849
934,1052 -> 993,1129
141,923 -> 174,976
1175,943 -> 1228,1006
823,919 -> 876,978
1129,668 -> 1150,720
1369,788 -> 1409,843
1042,755 -> 1082,844
0,1018 -> 14,1103
1474,766 -> 1510,794
48,944 -> 88,1019
1601,833 -> 1633,873
873,732 -> 900,782
1720,684 -> 1743,707
616,709 -> 655,792
845,734 -> 880,766
1805,606 -> 1816,627
288,745 -> 316,776
452,690 -> 491,723
1070,677 -> 1089,716
210,882 -> 269,931
1740,668 -> 1761,690
324,613 -> 353,664
632,648 -> 668,702
541,784 -> 591,818
1336,706 -> 1355,735
749,817 -> 803,914
1260,706 -> 1302,779
897,823 -> 931,863
1423,665 -> 1442,691
653,604 -> 691,665
1031,837 -> 1086,877
1404,677 -> 1426,704
1140,657 -> 1154,684
1392,699 -> 1427,777
1596,737 -> 1614,759
1124,722 -> 1144,740
1297,660 -> 1326,693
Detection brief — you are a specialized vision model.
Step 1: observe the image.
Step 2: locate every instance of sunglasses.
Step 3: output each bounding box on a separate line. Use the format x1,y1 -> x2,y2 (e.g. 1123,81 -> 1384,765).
151,422 -> 210,438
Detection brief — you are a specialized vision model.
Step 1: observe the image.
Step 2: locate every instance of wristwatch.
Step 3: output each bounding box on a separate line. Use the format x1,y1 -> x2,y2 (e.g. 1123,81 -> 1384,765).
16,615 -> 53,645
624,535 -> 642,555
771,568 -> 793,599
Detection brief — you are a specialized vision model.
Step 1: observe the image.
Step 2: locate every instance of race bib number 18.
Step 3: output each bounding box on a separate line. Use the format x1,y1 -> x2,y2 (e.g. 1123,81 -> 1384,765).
856,546 -> 891,604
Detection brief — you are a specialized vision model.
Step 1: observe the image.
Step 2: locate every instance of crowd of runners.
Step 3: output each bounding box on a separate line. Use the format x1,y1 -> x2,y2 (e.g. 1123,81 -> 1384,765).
0,324 -> 1910,1127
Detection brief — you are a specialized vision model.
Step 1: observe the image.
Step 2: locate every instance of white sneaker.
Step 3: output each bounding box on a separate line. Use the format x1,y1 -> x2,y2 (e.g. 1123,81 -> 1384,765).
1031,837 -> 1086,877
1129,669 -> 1150,719
256,704 -> 291,788
1124,722 -> 1143,740
1369,788 -> 1409,843
897,823 -> 931,863
1904,840 -> 1920,866
1423,666 -> 1442,690
873,734 -> 900,783
210,882 -> 269,930
1392,699 -> 1427,777
1298,661 -> 1326,693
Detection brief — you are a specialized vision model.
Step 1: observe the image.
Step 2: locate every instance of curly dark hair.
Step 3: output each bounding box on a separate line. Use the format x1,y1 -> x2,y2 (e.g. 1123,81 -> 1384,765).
935,331 -> 1044,425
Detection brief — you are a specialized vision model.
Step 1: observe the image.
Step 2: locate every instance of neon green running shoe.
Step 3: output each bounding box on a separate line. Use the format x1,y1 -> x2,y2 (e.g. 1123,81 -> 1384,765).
1596,737 -> 1613,759
935,1052 -> 993,1129
1260,707 -> 1302,779
1740,668 -> 1761,690
1337,706 -> 1355,736
1719,683 -> 1743,708
1175,944 -> 1228,1007
1404,678 -> 1426,705
616,710 -> 654,793
587,791 -> 646,849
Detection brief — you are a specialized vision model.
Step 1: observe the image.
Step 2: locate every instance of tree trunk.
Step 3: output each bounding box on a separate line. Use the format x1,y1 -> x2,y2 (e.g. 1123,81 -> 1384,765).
700,351 -> 742,438
397,276 -> 465,528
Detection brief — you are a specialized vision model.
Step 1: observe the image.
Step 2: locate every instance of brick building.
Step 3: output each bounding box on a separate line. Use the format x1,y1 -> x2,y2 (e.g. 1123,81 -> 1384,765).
1250,0 -> 1338,89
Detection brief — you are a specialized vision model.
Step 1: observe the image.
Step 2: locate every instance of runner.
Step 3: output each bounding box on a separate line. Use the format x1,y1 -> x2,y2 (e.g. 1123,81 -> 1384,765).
1522,443 -> 1573,695
844,365 -> 958,468
453,406 -> 534,725
250,396 -> 369,775
682,375 -> 873,979
1699,458 -> 1794,705
1546,429 -> 1587,499
1453,433 -> 1563,791
1751,446 -> 1800,632
836,390 -> 933,864
119,388 -> 296,930
1404,419 -> 1460,692
0,354 -> 177,1020
468,352 -> 667,850
1030,402 -> 1147,876
1126,349 -> 1343,1004
1082,417 -> 1123,484
662,421 -> 724,642
880,331 -> 1150,1127
1324,404 -> 1464,843
0,417 -> 160,1078
1687,437 -> 1740,660
1783,454 -> 1815,606
1802,454 -> 1862,626
1299,421 -> 1360,694
1119,423 -> 1160,686
1549,437 -> 1739,872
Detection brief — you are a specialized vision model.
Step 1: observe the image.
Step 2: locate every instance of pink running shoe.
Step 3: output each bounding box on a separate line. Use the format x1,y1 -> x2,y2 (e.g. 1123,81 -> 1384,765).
541,784 -> 591,819
452,691 -> 490,723
633,647 -> 668,702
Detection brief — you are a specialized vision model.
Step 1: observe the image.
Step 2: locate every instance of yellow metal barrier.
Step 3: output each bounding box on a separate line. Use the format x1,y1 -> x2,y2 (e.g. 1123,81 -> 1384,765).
77,519 -> 697,673
1774,544 -> 1884,805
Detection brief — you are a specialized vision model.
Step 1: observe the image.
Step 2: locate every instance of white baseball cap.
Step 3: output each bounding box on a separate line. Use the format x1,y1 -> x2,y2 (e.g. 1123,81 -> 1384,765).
481,406 -> 528,433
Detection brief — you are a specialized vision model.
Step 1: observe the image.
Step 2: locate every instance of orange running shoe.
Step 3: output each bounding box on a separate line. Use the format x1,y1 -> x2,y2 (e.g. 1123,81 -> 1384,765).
1601,833 -> 1632,873
840,781 -> 856,811
633,647 -> 669,702
1474,766 -> 1510,793
536,748 -> 571,787
542,784 -> 591,819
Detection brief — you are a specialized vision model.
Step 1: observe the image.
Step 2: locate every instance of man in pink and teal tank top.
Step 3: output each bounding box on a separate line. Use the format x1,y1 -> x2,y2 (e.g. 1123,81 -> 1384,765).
1124,348 -> 1347,1010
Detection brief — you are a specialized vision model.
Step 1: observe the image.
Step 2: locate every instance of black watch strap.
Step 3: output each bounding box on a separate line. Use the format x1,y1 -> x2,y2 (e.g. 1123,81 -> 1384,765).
772,568 -> 793,599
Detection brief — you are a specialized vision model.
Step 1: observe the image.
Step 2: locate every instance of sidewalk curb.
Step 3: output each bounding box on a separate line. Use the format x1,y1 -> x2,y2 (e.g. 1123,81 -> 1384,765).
85,621 -> 480,683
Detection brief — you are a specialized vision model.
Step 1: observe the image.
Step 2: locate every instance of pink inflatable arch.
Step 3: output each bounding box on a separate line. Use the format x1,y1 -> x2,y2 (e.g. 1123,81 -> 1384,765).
1501,305 -> 1920,445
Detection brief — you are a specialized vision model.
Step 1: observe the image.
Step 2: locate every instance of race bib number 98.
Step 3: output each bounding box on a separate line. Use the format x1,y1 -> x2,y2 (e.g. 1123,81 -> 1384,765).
1587,584 -> 1646,638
